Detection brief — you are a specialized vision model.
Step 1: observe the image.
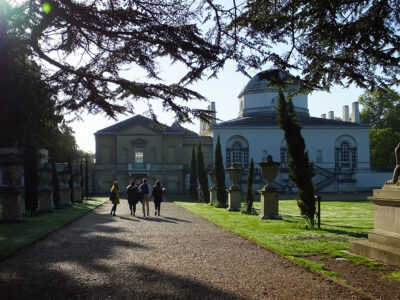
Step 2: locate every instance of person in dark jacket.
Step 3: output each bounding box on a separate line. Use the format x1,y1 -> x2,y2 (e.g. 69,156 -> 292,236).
126,180 -> 139,216
151,180 -> 164,216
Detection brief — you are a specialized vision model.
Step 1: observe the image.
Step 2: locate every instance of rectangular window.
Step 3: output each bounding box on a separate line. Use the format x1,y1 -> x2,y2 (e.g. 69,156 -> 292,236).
101,147 -> 111,163
226,148 -> 231,167
135,146 -> 144,165
167,146 -> 176,162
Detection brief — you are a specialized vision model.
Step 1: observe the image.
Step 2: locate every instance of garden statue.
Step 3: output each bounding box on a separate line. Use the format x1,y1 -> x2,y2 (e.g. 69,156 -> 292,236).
385,142 -> 400,185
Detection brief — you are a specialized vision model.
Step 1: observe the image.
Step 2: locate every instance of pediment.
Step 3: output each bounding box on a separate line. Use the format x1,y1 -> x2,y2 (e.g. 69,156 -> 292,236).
130,138 -> 147,146
118,125 -> 158,135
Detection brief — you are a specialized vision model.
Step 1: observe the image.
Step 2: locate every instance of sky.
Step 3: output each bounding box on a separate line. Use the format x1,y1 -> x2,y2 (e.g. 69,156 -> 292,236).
69,59 -> 365,153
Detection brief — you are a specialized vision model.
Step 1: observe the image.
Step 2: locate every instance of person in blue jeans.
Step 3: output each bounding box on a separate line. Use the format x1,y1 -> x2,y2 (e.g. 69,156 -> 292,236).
139,178 -> 152,217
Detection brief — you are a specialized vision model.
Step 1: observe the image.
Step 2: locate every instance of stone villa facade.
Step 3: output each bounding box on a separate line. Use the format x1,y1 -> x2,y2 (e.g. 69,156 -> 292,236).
94,115 -> 212,194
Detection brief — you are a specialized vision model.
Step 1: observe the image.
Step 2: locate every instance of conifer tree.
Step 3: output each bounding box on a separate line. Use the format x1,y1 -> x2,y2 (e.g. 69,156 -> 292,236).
68,157 -> 74,204
215,135 -> 227,207
189,146 -> 198,199
242,158 -> 254,214
277,90 -> 316,226
197,140 -> 209,203
51,161 -> 60,208
85,154 -> 89,199
80,158 -> 84,200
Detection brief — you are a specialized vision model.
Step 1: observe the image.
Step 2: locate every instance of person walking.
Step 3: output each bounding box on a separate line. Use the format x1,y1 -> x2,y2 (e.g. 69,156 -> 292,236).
151,180 -> 164,216
110,181 -> 120,216
126,180 -> 139,216
139,178 -> 152,217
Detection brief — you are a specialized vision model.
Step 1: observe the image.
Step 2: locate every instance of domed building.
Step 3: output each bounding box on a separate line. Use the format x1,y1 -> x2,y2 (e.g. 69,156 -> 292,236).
203,70 -> 379,193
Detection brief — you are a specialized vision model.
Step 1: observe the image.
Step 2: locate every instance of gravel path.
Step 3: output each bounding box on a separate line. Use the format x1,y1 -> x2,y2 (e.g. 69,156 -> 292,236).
0,200 -> 366,299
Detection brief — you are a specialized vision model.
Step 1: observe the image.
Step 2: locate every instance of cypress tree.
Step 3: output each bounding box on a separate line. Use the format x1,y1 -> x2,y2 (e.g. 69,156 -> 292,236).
80,158 -> 84,200
51,161 -> 60,208
68,157 -> 74,204
277,90 -> 316,226
189,146 -> 198,199
242,158 -> 254,214
197,140 -> 210,203
85,154 -> 89,199
215,135 -> 227,208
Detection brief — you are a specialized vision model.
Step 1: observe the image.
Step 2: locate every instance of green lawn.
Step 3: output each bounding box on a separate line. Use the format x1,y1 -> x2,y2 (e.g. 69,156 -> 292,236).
0,198 -> 108,260
175,195 -> 375,275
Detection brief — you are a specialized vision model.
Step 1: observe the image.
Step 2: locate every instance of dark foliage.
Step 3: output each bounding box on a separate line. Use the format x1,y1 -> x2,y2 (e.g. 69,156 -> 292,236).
68,157 -> 74,203
197,140 -> 209,203
215,135 -> 227,208
51,161 -> 60,208
2,0 -> 400,126
85,153 -> 89,199
277,90 -> 316,226
242,158 -> 254,214
0,0 -> 226,123
80,158 -> 84,200
232,1 -> 400,92
189,146 -> 198,199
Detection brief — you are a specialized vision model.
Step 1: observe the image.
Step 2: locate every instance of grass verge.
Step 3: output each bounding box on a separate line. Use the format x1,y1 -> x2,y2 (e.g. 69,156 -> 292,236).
174,196 -> 376,274
0,198 -> 107,260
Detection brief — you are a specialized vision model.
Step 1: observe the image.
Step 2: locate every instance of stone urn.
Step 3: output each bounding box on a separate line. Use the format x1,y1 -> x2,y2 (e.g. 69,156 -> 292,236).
39,164 -> 53,189
58,170 -> 71,207
259,155 -> 280,191
6,164 -> 22,187
208,170 -> 217,189
38,164 -> 53,212
73,173 -> 82,188
227,165 -> 242,189
208,170 -> 217,206
60,171 -> 70,189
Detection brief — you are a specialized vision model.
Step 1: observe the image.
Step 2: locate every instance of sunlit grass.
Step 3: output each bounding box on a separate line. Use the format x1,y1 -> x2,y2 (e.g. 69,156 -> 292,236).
175,196 -> 374,261
0,198 -> 107,260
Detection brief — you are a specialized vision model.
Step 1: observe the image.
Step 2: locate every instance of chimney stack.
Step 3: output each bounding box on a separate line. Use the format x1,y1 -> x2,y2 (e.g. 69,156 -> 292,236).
210,102 -> 216,125
342,105 -> 350,122
351,102 -> 360,123
328,111 -> 334,120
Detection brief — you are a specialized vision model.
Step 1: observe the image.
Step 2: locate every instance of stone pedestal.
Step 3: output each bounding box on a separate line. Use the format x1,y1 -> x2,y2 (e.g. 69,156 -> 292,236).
74,187 -> 83,203
38,189 -> 53,212
258,189 -> 281,219
227,188 -> 241,211
209,187 -> 217,206
350,184 -> 400,266
1,187 -> 23,222
59,188 -> 71,207
73,174 -> 83,203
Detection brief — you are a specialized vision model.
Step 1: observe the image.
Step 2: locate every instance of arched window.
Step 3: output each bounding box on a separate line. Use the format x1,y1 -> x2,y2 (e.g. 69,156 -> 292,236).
280,140 -> 289,168
226,136 -> 249,168
335,136 -> 357,170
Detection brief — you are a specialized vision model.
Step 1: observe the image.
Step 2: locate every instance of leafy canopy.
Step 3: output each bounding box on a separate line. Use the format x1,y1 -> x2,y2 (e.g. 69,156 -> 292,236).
2,0 -> 400,123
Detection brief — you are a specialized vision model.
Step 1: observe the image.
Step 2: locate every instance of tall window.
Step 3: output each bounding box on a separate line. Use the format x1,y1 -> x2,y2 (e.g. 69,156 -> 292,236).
226,136 -> 249,168
340,142 -> 349,163
135,146 -> 144,167
335,139 -> 357,170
